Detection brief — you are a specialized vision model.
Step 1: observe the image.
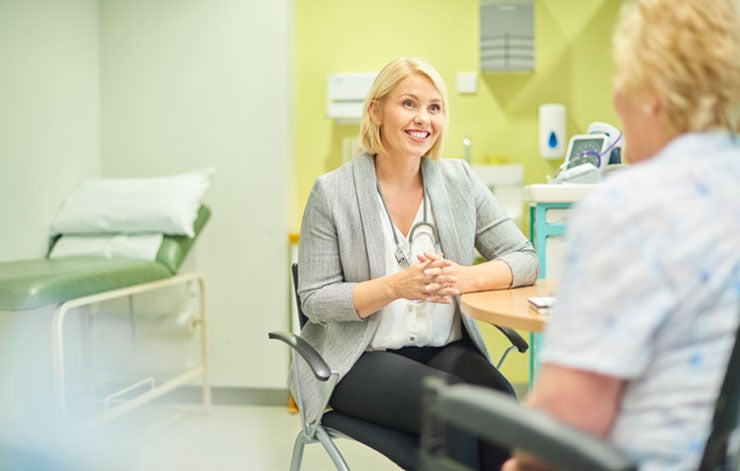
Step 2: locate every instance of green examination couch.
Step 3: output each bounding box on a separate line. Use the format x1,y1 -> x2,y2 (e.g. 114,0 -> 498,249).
0,205 -> 212,423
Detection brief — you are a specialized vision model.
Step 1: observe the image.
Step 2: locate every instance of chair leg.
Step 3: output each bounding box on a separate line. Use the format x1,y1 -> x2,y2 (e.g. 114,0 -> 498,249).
290,430 -> 311,471
315,426 -> 350,471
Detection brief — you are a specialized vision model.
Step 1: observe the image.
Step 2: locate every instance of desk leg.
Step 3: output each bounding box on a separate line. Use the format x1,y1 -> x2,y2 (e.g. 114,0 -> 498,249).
528,332 -> 544,389
528,333 -> 535,389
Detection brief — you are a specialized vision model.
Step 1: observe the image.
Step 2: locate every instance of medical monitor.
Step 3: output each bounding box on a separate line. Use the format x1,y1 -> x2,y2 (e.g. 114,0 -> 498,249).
564,134 -> 609,171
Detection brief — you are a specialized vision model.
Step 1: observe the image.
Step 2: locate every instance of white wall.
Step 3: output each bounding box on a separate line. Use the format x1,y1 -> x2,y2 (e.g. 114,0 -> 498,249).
0,0 -> 292,390
99,0 -> 292,388
0,0 -> 100,262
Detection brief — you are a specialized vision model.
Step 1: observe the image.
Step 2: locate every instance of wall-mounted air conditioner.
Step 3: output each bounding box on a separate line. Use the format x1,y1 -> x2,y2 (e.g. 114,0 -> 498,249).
326,73 -> 377,125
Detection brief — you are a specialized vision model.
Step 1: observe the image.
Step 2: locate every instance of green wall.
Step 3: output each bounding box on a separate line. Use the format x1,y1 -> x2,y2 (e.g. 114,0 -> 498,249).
294,0 -> 626,384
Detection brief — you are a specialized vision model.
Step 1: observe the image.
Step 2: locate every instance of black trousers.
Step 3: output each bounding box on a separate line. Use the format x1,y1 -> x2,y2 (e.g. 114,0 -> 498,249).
329,335 -> 515,470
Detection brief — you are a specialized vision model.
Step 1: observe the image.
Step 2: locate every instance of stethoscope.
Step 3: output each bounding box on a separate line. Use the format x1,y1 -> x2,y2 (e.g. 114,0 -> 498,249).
376,177 -> 441,267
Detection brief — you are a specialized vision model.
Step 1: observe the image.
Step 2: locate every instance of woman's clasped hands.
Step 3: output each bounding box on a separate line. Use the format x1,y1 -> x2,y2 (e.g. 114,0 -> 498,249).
392,252 -> 462,304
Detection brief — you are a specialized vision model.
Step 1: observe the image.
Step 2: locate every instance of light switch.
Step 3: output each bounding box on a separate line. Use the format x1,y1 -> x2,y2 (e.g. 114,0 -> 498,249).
456,72 -> 478,94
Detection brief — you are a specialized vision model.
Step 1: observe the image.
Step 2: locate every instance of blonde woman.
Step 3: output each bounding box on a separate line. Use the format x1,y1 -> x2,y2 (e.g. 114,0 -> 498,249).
294,57 -> 539,469
504,0 -> 740,470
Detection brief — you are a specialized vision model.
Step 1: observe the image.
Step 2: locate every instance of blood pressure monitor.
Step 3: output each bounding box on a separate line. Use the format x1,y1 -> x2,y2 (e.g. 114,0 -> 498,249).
549,123 -> 624,184
563,134 -> 609,171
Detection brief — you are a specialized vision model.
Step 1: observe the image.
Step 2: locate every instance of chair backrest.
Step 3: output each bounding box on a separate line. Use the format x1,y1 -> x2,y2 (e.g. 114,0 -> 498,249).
291,263 -> 309,329
699,310 -> 740,470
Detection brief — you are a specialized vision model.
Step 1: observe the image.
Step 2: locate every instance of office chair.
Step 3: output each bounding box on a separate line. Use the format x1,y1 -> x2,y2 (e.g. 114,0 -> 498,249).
268,263 -> 530,470
419,310 -> 740,471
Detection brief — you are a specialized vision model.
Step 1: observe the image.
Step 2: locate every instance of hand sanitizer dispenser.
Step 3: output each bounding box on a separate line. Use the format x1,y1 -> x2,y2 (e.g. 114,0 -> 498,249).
539,103 -> 566,159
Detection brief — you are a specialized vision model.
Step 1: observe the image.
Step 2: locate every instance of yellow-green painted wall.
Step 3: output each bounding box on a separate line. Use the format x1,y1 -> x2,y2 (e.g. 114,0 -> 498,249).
294,0 -> 626,384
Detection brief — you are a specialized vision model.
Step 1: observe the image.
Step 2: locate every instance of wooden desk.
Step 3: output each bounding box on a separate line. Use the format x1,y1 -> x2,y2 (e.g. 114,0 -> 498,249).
460,278 -> 556,333
461,279 -> 557,386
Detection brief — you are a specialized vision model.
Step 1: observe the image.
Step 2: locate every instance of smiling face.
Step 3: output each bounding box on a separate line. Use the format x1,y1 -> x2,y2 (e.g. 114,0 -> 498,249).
370,74 -> 446,160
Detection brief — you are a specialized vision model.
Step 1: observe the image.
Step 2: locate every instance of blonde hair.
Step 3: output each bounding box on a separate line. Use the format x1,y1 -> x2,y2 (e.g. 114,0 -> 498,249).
613,0 -> 740,134
358,58 -> 449,161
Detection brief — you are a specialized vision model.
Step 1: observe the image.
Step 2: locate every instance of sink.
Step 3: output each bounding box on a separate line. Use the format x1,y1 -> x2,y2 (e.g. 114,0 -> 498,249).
471,165 -> 524,225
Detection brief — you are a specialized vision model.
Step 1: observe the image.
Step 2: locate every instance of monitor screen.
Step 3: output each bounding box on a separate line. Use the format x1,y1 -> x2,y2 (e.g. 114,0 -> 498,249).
567,136 -> 605,168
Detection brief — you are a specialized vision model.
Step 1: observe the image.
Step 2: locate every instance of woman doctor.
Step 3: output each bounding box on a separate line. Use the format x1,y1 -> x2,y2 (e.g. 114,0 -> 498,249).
294,57 -> 539,469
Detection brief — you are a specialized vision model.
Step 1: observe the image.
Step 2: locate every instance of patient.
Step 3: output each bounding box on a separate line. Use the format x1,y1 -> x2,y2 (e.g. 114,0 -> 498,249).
504,0 -> 740,470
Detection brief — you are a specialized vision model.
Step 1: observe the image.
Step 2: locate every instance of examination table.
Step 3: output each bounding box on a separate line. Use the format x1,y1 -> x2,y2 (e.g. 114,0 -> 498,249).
0,205 -> 211,424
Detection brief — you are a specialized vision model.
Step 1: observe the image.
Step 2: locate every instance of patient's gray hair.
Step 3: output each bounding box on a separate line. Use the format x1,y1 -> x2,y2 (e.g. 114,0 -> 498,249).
613,0 -> 740,133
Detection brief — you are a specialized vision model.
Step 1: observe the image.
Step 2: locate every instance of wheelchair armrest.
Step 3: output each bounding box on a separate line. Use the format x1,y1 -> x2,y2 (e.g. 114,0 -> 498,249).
268,331 -> 331,381
423,381 -> 637,471
493,326 -> 529,353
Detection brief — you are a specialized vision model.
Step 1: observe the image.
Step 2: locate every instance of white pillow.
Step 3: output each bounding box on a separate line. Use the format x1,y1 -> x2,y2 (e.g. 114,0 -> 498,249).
49,234 -> 164,260
50,168 -> 214,237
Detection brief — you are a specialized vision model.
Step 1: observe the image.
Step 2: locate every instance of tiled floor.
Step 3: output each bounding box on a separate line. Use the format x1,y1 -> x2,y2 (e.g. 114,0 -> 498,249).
4,402 -> 403,470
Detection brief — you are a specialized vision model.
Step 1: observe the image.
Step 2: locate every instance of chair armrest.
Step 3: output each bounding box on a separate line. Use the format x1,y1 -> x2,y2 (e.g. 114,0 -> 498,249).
493,326 -> 528,353
423,381 -> 637,471
268,331 -> 331,381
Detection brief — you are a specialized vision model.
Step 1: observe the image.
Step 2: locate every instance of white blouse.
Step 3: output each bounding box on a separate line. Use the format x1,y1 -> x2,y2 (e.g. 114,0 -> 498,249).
368,192 -> 462,351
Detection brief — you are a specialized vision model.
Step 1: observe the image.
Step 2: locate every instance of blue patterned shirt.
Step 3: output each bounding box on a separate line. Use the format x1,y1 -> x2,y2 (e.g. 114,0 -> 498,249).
540,132 -> 740,470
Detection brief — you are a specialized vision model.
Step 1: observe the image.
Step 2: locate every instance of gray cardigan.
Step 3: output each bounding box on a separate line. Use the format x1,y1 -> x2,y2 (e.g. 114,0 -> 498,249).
293,152 -> 539,423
